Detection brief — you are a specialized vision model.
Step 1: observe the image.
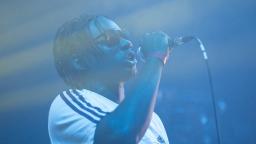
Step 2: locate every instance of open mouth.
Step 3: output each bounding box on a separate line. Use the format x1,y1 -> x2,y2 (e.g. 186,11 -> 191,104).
125,52 -> 137,66
126,59 -> 137,65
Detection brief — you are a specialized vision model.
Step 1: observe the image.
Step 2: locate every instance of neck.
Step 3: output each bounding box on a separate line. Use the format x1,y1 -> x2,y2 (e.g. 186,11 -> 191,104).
83,80 -> 125,104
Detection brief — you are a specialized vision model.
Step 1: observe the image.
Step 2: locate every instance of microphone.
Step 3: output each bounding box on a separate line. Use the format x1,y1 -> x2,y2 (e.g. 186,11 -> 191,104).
168,36 -> 195,48
136,36 -> 207,62
169,36 -> 208,60
136,36 -> 194,63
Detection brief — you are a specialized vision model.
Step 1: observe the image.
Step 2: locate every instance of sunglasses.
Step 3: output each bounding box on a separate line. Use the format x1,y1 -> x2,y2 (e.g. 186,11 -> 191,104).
93,30 -> 130,47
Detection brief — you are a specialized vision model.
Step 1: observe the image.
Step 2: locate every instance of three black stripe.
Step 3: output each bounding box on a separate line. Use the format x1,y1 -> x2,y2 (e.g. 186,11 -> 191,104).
60,89 -> 108,124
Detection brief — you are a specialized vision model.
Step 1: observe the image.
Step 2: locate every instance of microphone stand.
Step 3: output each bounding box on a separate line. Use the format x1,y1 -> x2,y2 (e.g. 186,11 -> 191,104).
137,37 -> 222,144
195,38 -> 222,144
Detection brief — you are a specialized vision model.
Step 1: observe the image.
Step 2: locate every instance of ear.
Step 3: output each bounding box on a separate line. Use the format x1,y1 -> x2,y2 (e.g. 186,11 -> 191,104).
70,54 -> 87,70
70,53 -> 99,71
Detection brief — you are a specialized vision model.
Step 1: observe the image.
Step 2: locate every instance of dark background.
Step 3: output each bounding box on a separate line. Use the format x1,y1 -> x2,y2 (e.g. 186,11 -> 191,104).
0,0 -> 255,143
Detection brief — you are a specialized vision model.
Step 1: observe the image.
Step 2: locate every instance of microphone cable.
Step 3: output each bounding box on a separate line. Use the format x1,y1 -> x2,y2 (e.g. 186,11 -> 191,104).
195,37 -> 221,144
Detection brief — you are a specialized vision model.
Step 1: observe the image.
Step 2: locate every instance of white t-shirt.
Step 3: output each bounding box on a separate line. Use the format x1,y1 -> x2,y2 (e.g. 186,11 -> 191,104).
48,89 -> 169,144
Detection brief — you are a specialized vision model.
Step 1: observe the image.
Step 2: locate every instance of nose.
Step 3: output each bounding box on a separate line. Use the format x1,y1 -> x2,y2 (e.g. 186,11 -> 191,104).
120,38 -> 133,51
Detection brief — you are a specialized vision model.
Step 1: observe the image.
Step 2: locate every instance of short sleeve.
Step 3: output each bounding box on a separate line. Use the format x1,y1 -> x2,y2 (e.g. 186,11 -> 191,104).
48,89 -> 109,144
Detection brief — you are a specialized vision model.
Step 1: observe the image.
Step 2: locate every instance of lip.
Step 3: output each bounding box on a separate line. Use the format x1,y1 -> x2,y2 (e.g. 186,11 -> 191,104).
124,58 -> 137,67
122,50 -> 137,67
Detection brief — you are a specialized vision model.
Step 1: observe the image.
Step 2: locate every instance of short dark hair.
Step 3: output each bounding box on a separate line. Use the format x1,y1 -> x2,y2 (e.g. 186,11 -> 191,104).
53,14 -> 101,88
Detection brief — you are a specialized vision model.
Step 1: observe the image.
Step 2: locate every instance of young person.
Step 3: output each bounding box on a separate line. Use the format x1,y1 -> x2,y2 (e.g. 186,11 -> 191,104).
48,15 -> 171,144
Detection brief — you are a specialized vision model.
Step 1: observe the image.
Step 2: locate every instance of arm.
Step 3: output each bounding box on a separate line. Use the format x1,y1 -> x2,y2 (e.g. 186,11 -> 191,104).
94,32 -> 170,144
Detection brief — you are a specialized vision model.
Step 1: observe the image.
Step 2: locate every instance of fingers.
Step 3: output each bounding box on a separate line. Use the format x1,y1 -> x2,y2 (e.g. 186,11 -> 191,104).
140,31 -> 172,65
141,31 -> 170,53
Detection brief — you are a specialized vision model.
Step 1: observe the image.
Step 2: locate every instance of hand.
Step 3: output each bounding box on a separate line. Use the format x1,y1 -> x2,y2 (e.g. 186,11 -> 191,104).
141,31 -> 171,64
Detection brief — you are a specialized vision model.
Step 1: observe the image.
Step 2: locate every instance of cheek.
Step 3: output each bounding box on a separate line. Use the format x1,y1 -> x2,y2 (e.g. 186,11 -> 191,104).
97,45 -> 115,61
98,44 -> 113,53
104,49 -> 125,64
114,51 -> 126,62
97,45 -> 126,66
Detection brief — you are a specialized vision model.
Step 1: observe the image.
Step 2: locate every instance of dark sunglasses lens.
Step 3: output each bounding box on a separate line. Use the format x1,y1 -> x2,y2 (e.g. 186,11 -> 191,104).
106,32 -> 120,46
95,31 -> 130,47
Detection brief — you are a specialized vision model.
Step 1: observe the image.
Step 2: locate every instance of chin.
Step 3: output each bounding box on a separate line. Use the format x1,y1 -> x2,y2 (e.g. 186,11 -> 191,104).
117,66 -> 137,82
124,66 -> 137,80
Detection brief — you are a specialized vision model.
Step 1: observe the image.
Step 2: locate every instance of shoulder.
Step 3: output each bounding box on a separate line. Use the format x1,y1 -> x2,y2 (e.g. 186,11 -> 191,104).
48,89 -> 112,143
49,89 -> 110,124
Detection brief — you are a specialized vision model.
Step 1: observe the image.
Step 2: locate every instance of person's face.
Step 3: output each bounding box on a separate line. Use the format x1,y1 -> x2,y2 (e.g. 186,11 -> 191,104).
88,16 -> 137,81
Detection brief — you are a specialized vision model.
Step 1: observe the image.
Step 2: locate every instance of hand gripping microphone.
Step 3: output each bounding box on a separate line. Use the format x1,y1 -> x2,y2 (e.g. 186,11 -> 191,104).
136,36 -> 207,62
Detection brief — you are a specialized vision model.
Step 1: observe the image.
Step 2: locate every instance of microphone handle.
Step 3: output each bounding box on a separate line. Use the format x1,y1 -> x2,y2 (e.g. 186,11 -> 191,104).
136,36 -> 195,63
